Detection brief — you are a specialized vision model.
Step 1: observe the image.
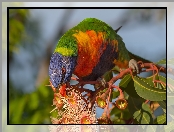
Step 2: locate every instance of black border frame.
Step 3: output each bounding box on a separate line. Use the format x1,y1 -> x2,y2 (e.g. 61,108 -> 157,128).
7,6 -> 167,125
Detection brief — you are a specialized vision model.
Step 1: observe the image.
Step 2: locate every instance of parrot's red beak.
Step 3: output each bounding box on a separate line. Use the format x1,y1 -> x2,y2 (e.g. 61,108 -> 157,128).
59,83 -> 67,97
49,80 -> 67,97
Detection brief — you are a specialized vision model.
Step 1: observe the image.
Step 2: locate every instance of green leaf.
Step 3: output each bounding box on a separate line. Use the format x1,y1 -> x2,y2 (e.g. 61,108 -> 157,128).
128,96 -> 145,115
119,74 -> 140,98
110,106 -> 120,116
154,114 -> 166,124
103,71 -> 113,82
110,106 -> 131,121
119,74 -> 132,88
158,101 -> 166,113
113,119 -> 126,124
157,75 -> 166,90
98,88 -> 108,97
121,108 -> 132,120
146,75 -> 158,86
159,75 -> 166,84
147,75 -> 166,90
111,90 -> 119,100
123,91 -> 129,100
133,76 -> 166,101
112,66 -> 120,74
100,88 -> 108,93
124,78 -> 140,98
133,103 -> 153,124
159,101 -> 166,109
156,59 -> 166,65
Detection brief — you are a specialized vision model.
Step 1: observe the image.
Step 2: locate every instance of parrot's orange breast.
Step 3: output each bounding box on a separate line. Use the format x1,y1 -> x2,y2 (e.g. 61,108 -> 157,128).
72,30 -> 119,80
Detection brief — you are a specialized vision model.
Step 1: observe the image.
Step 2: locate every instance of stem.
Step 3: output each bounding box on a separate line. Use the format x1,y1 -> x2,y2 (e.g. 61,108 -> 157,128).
78,63 -> 166,112
153,80 -> 166,87
145,100 -> 149,104
108,68 -> 133,86
111,85 -> 124,99
107,89 -> 112,119
88,85 -> 107,108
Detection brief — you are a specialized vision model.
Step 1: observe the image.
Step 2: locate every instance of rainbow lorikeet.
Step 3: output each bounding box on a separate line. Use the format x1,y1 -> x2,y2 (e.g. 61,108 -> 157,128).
49,18 -> 142,90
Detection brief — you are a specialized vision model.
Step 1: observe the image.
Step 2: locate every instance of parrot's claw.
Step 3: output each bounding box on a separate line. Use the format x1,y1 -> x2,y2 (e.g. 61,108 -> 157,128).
94,77 -> 106,90
129,59 -> 139,74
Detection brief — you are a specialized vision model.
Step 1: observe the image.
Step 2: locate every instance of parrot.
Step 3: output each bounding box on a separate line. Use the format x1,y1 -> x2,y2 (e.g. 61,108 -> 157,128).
48,18 -> 147,92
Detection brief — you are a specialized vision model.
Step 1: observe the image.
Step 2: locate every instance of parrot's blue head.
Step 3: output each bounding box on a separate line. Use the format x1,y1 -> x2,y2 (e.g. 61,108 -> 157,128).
49,53 -> 77,88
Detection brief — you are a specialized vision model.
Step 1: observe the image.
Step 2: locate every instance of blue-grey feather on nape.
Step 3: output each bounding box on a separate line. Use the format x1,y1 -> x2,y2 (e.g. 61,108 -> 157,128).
49,53 -> 77,88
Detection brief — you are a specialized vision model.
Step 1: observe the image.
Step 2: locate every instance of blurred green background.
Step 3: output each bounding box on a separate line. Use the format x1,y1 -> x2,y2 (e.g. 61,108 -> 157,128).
8,8 -> 57,124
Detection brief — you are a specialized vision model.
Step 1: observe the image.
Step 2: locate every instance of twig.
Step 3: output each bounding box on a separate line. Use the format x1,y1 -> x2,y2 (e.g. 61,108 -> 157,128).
145,100 -> 150,104
111,85 -> 124,99
107,89 -> 112,119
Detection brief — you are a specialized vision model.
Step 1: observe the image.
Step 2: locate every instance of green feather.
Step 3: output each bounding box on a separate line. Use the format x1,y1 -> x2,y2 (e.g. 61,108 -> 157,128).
54,18 -> 125,57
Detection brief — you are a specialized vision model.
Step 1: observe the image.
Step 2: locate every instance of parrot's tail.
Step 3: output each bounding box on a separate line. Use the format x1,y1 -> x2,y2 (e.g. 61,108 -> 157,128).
128,51 -> 152,63
128,51 -> 166,74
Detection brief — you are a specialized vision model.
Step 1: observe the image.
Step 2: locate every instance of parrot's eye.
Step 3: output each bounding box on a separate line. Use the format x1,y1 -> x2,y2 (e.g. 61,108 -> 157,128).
62,67 -> 66,74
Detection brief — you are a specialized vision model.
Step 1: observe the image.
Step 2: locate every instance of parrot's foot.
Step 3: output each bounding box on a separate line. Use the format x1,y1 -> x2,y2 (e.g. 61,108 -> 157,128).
129,59 -> 139,74
94,77 -> 106,90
